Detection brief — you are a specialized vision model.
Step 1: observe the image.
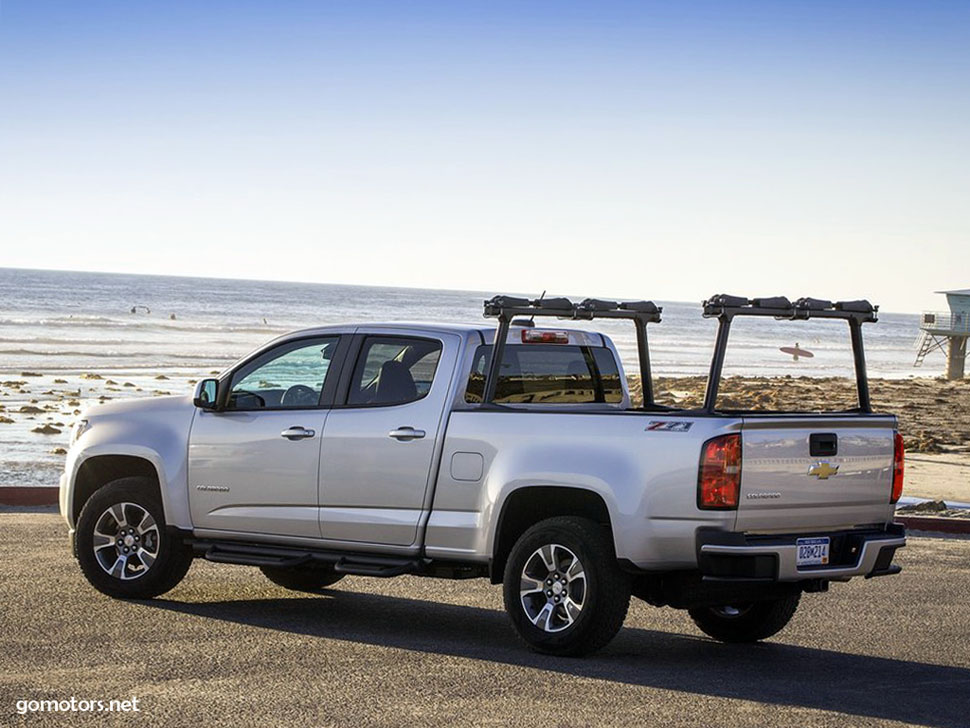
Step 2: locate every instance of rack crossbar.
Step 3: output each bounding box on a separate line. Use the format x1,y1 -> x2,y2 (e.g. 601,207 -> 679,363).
481,296 -> 662,407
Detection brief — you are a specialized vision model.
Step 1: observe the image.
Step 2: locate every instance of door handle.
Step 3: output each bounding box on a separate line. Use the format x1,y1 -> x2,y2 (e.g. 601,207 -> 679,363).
809,432 -> 838,457
389,427 -> 426,441
281,426 -> 315,441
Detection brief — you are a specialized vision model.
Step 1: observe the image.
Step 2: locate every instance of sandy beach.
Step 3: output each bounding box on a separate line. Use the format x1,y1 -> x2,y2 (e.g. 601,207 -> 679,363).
2,367 -> 968,492
630,374 -> 970,453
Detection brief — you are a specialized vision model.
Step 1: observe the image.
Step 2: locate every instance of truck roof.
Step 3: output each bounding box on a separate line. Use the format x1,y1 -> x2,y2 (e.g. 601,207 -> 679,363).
276,321 -> 611,344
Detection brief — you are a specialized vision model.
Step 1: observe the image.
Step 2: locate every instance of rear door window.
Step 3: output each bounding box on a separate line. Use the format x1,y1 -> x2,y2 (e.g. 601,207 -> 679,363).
465,344 -> 623,404
348,336 -> 443,406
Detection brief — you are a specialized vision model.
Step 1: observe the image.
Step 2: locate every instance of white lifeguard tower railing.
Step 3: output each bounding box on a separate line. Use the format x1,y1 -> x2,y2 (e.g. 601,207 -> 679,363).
914,289 -> 970,379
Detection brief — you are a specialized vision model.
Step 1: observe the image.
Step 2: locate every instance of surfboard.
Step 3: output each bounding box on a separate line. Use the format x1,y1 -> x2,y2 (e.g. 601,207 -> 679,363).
780,346 -> 814,359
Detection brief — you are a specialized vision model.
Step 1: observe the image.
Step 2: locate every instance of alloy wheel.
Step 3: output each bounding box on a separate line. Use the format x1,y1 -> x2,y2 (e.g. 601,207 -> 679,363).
519,543 -> 587,633
91,502 -> 160,580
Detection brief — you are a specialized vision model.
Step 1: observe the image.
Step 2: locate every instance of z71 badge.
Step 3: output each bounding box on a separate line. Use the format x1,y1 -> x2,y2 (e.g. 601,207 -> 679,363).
645,421 -> 693,432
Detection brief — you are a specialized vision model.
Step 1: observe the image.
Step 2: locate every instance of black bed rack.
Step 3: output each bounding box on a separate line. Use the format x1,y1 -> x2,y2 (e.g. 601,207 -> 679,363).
702,294 -> 878,323
481,295 -> 662,407
701,294 -> 879,413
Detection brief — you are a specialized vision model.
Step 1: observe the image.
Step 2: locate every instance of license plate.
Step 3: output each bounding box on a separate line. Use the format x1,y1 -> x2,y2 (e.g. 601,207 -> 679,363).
796,537 -> 830,567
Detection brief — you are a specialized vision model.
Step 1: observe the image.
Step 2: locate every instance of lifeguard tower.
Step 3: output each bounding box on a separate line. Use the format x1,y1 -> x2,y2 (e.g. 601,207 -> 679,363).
914,289 -> 970,379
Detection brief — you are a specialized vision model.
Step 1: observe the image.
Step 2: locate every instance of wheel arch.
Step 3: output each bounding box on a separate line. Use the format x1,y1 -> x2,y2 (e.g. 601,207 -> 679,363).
489,485 -> 613,584
72,454 -> 163,524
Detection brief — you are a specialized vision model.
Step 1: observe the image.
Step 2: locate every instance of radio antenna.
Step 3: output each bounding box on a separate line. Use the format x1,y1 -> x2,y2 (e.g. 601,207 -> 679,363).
530,290 -> 546,324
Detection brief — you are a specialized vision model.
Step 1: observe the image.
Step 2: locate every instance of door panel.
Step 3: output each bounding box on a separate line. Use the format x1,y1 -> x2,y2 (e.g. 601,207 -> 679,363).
319,331 -> 460,546
189,409 -> 327,537
188,334 -> 344,538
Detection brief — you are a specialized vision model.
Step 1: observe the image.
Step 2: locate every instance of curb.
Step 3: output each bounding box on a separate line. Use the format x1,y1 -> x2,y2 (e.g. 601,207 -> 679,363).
0,487 -> 59,506
896,515 -> 970,535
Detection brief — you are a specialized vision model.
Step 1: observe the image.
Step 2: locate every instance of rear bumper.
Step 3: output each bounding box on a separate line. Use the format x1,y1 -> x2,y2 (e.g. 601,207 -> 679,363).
697,523 -> 906,582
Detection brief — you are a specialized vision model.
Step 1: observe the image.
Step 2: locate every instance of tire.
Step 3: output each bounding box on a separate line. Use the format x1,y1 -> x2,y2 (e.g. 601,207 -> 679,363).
260,565 -> 344,592
688,594 -> 801,643
503,516 -> 631,656
76,477 -> 193,599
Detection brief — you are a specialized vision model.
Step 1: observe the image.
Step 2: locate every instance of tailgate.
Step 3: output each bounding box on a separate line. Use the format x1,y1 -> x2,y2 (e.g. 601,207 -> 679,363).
736,416 -> 897,533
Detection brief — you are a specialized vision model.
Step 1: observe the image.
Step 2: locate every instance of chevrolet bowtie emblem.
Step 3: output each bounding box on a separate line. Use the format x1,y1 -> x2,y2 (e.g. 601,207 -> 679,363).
808,462 -> 839,479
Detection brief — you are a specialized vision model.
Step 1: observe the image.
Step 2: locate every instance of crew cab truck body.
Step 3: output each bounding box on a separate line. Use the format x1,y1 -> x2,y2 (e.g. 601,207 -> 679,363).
61,294 -> 905,655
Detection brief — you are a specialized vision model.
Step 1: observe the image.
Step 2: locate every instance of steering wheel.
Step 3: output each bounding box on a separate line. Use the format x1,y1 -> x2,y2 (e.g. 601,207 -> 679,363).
281,384 -> 318,408
230,389 -> 265,408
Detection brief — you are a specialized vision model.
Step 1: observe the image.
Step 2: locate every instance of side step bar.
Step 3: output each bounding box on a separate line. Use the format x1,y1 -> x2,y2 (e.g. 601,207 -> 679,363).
334,556 -> 415,577
191,539 -> 426,577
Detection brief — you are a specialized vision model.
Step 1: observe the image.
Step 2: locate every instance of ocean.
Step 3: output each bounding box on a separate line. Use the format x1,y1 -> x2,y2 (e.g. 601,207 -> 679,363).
0,267 -> 938,487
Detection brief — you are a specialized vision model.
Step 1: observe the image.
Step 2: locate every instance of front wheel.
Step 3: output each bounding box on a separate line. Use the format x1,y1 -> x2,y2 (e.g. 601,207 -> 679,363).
76,477 -> 193,599
688,594 -> 801,643
503,516 -> 631,656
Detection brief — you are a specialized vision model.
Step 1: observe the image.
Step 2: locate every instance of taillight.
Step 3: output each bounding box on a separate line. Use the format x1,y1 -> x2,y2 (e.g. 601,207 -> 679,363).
521,329 -> 570,344
891,431 -> 904,503
698,433 -> 742,510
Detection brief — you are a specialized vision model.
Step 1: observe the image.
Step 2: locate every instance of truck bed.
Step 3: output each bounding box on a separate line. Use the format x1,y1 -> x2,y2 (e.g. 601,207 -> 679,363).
425,408 -> 898,573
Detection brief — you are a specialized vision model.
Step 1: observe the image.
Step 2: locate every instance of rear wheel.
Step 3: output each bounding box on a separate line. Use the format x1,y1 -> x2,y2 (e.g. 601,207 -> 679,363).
688,594 -> 801,643
503,516 -> 631,656
76,477 -> 193,599
260,566 -> 344,593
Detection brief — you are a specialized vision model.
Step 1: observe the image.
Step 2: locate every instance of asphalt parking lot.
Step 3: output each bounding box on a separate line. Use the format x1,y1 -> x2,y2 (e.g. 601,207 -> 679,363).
2,510 -> 969,727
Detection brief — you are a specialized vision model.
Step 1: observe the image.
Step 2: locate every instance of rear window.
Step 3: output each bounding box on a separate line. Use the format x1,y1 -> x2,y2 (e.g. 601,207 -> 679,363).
464,344 -> 623,404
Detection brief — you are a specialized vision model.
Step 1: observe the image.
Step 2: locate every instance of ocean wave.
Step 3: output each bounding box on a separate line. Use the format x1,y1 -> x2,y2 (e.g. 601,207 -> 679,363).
0,269 -> 930,382
0,317 -> 288,335
0,363 -> 225,373
0,348 -> 237,360
0,337 -> 177,346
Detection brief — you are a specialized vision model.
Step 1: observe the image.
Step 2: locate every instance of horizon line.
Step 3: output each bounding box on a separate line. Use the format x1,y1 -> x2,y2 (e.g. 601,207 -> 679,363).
0,265 -> 920,316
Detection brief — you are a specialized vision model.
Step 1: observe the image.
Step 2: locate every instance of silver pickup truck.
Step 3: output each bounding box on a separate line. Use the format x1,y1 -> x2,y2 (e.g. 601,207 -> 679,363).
61,294 -> 905,655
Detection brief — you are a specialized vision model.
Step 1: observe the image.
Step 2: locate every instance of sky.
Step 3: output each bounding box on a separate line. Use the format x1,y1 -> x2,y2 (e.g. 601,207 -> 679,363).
1,1 -> 968,313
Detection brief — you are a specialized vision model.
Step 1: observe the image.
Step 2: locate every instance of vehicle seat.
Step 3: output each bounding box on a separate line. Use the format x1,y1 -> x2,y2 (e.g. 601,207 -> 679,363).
375,361 -> 417,404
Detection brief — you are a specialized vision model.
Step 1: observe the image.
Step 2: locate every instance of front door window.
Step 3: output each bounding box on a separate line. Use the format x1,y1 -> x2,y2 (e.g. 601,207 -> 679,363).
229,337 -> 340,409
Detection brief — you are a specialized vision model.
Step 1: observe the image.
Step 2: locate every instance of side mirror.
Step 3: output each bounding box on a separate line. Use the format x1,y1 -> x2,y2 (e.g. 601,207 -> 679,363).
193,378 -> 221,410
